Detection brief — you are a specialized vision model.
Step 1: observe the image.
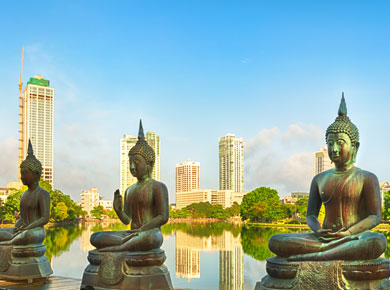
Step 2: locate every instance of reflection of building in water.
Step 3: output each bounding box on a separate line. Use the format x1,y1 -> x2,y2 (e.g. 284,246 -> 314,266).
176,247 -> 200,280
81,223 -> 94,252
220,246 -> 243,290
175,230 -> 243,288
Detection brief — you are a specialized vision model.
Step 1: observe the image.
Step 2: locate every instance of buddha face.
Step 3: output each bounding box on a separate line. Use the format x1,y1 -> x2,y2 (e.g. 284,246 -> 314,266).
129,154 -> 150,179
326,132 -> 359,168
20,167 -> 38,187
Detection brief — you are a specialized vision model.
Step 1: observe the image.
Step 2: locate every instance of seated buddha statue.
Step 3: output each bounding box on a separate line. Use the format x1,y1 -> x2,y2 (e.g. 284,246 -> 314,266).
0,140 -> 50,246
268,95 -> 386,261
90,120 -> 169,252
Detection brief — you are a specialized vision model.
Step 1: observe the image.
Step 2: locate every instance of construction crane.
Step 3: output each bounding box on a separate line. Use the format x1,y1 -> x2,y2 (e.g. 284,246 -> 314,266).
18,45 -> 24,180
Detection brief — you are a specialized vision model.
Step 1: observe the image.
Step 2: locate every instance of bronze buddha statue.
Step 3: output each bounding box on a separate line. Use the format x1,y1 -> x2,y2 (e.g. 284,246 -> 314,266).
89,120 -> 168,252
268,95 -> 386,261
0,140 -> 52,282
0,140 -> 50,246
81,120 -> 172,290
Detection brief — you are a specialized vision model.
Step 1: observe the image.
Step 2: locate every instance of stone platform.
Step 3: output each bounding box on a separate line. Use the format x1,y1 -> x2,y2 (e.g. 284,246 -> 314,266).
81,248 -> 173,290
256,256 -> 390,290
0,244 -> 52,283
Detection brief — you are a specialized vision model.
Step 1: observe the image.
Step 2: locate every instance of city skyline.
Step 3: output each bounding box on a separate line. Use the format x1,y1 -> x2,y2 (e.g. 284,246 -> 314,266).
1,2 -> 390,203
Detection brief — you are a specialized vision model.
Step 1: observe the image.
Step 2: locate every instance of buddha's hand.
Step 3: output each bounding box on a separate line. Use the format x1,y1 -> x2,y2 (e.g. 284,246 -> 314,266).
113,189 -> 123,212
122,229 -> 140,243
326,227 -> 352,239
315,228 -> 332,237
315,228 -> 340,242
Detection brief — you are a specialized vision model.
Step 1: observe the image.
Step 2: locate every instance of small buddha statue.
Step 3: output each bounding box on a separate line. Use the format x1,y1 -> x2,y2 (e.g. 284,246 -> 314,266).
0,140 -> 50,246
90,120 -> 169,252
268,94 -> 386,261
0,140 -> 52,282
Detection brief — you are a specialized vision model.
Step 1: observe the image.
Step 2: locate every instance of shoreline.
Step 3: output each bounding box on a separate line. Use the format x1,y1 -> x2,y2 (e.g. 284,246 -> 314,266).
2,219 -> 390,230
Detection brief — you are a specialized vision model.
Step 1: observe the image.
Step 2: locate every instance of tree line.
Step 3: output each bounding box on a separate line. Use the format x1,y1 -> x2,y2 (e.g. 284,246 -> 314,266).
0,180 -> 84,223
169,186 -> 313,223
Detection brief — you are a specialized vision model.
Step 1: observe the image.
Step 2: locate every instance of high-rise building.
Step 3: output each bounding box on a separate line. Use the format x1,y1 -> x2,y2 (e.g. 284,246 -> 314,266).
176,159 -> 200,193
176,189 -> 245,209
219,134 -> 244,192
19,75 -> 54,184
313,146 -> 333,176
120,131 -> 160,194
81,187 -> 100,216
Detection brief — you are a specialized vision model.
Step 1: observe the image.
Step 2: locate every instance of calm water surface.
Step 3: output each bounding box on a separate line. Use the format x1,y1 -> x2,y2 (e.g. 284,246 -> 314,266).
44,222 -> 390,290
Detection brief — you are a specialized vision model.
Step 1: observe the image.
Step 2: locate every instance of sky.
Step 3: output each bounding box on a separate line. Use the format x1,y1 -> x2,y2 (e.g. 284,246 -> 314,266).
0,1 -> 389,203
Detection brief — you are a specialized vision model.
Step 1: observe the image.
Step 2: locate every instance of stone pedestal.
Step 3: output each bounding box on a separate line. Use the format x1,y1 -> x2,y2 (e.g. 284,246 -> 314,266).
0,244 -> 52,283
81,248 -> 173,290
256,256 -> 390,290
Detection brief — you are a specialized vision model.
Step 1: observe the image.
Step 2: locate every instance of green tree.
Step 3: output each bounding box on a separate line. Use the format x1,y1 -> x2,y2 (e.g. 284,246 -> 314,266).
1,190 -> 23,222
52,202 -> 68,221
383,191 -> 390,220
240,187 -> 283,222
91,205 -> 104,219
106,209 -> 118,219
295,198 -> 309,219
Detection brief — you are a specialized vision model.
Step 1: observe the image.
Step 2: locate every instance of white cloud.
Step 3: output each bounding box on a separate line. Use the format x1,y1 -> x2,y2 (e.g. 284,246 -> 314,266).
0,137 -> 18,186
244,123 -> 324,197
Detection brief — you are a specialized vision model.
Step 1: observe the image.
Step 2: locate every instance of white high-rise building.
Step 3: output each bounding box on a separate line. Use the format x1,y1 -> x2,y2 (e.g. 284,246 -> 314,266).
19,75 -> 54,184
176,159 -> 200,193
120,131 -> 160,194
81,187 -> 100,216
313,146 -> 333,176
219,134 -> 244,193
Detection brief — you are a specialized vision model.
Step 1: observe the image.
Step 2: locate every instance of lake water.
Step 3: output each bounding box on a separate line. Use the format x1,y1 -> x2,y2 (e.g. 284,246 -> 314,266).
43,222 -> 310,290
43,222 -> 390,290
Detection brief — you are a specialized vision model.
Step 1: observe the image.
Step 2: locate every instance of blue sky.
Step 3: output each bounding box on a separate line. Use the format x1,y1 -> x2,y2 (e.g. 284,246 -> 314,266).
0,1 -> 389,202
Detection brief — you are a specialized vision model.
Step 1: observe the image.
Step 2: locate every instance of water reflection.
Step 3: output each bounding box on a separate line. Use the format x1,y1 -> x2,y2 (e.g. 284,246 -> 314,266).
44,225 -> 83,262
43,223 -> 390,289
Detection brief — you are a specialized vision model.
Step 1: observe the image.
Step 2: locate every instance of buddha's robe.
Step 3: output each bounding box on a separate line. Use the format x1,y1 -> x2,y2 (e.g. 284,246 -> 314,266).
269,167 -> 386,261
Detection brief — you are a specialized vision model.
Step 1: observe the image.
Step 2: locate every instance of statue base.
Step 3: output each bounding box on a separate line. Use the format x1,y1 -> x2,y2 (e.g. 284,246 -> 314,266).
0,244 -> 52,283
81,248 -> 173,290
255,256 -> 390,290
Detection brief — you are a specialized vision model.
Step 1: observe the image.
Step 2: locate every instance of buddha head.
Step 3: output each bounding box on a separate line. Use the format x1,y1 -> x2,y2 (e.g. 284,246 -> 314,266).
128,120 -> 155,178
20,140 -> 42,186
326,93 -> 360,167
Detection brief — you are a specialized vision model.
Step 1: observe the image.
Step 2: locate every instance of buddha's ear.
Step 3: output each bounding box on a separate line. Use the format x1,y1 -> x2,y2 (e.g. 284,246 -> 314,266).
353,142 -> 360,163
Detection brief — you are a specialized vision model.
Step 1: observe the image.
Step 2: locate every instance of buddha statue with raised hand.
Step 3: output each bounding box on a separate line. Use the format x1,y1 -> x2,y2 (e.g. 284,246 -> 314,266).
90,120 -> 169,252
82,120 -> 172,290
268,94 -> 386,261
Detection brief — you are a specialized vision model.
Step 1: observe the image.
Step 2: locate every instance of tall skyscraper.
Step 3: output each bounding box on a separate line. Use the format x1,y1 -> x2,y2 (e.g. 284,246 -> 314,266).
313,146 -> 333,176
120,131 -> 160,194
19,75 -> 54,184
176,159 -> 200,193
219,134 -> 244,192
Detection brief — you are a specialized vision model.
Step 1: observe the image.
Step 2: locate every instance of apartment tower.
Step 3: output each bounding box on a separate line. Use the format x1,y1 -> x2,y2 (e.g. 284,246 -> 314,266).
219,134 -> 244,192
313,146 -> 333,176
176,159 -> 200,193
19,75 -> 54,184
120,131 -> 160,194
